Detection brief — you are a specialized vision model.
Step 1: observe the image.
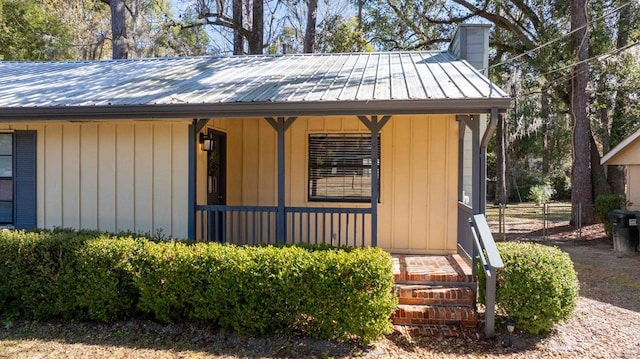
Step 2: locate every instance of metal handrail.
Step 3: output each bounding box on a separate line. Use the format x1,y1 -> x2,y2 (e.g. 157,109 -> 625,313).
469,214 -> 504,338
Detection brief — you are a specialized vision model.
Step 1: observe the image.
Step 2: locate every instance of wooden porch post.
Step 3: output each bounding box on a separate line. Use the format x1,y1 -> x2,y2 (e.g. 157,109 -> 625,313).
188,119 -> 211,240
265,117 -> 297,243
470,115 -> 481,215
188,122 -> 196,240
357,115 -> 391,247
480,108 -> 499,214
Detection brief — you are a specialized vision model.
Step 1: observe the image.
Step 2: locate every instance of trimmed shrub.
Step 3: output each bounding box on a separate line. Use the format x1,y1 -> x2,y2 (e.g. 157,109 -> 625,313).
70,235 -> 139,321
0,230 -> 396,344
478,242 -> 579,334
134,242 -> 397,343
0,229 -> 139,321
595,194 -> 627,237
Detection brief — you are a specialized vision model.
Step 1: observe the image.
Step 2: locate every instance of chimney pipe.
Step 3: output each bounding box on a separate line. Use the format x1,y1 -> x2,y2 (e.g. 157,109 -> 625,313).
449,24 -> 491,76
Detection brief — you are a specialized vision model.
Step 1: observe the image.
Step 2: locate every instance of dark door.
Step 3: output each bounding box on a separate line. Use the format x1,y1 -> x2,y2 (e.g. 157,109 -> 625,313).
206,129 -> 226,241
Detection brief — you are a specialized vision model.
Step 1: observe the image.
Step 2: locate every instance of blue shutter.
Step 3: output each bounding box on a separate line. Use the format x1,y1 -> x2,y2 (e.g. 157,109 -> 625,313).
14,131 -> 37,229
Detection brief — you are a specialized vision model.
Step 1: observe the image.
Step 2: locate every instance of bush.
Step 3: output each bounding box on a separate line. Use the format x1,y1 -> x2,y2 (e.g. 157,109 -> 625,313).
0,230 -> 396,344
134,242 -> 397,343
595,194 -> 628,237
528,183 -> 556,205
549,171 -> 571,201
0,229 -> 139,321
478,242 -> 579,334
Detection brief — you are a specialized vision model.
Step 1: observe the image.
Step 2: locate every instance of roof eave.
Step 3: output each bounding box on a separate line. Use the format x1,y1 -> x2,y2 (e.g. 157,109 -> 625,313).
601,126 -> 640,165
0,99 -> 511,121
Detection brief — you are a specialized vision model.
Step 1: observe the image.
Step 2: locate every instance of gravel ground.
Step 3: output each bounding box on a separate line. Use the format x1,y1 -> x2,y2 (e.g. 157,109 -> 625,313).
1,224 -> 639,358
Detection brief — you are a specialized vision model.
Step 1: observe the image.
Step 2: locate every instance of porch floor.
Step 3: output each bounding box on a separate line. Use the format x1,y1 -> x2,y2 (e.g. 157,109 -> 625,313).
391,254 -> 473,283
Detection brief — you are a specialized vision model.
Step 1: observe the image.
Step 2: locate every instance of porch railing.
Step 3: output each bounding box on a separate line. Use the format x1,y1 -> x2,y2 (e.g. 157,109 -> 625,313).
196,205 -> 278,244
457,203 -> 474,259
469,213 -> 504,338
285,207 -> 371,247
195,205 -> 371,246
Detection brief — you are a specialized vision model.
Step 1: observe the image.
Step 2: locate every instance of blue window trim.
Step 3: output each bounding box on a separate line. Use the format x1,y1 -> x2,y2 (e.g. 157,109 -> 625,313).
14,130 -> 37,229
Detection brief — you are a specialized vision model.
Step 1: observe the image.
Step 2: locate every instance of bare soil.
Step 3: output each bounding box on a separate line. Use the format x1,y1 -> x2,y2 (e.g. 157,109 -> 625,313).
1,224 -> 640,358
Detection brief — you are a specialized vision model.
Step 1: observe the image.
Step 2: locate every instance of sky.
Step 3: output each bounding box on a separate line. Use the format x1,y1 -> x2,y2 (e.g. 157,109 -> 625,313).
169,0 -> 354,54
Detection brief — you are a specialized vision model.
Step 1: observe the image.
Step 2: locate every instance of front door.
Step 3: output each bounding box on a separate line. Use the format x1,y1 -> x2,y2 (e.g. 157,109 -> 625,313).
206,129 -> 226,241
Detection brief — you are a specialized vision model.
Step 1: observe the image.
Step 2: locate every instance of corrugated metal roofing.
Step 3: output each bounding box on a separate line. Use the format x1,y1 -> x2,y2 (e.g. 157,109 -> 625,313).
0,51 -> 509,119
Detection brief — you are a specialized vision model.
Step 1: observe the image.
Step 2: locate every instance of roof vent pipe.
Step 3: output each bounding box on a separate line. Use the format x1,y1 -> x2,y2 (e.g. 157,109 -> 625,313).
448,24 -> 491,76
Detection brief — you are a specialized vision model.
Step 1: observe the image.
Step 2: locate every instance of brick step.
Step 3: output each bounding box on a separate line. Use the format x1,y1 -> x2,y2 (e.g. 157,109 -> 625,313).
392,304 -> 477,327
394,324 -> 481,339
394,285 -> 475,306
393,254 -> 473,284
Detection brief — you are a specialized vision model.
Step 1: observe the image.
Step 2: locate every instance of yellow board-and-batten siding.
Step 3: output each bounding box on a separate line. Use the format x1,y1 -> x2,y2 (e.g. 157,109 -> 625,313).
2,114 -> 458,254
604,140 -> 640,212
202,114 -> 459,254
0,121 -> 190,238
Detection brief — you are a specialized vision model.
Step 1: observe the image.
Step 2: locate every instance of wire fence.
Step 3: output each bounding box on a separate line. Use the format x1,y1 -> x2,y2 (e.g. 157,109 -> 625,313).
485,203 -> 590,241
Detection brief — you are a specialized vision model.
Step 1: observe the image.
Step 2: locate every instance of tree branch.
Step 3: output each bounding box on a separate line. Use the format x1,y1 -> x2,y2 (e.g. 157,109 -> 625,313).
174,12 -> 251,39
509,0 -> 541,31
451,0 -> 536,50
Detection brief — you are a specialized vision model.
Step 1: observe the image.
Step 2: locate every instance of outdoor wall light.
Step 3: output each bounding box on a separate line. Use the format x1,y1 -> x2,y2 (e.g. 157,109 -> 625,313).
505,319 -> 516,347
199,133 -> 215,151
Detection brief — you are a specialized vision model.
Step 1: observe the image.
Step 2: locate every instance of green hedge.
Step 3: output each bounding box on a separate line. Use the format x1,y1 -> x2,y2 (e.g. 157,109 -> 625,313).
595,194 -> 628,237
478,242 -> 579,334
0,229 -> 396,343
0,229 -> 140,321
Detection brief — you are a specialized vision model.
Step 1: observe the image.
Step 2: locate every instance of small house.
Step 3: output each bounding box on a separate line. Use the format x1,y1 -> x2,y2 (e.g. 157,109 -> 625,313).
601,127 -> 640,212
0,24 -> 509,263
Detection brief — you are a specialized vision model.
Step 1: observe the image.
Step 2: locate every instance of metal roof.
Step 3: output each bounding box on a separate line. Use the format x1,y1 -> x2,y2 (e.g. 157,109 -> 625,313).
0,51 -> 510,120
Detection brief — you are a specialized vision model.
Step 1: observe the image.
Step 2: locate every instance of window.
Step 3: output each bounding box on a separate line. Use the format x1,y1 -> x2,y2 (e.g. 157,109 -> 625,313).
0,134 -> 12,225
308,133 -> 380,202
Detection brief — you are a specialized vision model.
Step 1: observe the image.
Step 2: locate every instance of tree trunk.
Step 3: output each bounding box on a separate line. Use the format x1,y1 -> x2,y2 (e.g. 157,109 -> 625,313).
608,166 -> 626,195
356,0 -> 364,29
605,0 -> 636,196
570,0 -> 595,224
591,134 -> 612,199
541,90 -> 550,177
110,0 -> 128,59
616,0 -> 633,49
247,0 -> 263,54
495,113 -> 508,205
233,0 -> 244,55
303,0 -> 318,53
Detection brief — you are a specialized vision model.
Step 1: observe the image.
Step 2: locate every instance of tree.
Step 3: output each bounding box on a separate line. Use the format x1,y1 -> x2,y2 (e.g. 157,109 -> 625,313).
495,112 -> 508,205
303,0 -> 318,52
359,0 -> 452,50
178,0 -> 280,54
101,0 -> 129,59
233,0 -> 243,54
0,0 -> 73,60
603,1 -> 640,195
570,0 -> 595,224
316,16 -> 372,53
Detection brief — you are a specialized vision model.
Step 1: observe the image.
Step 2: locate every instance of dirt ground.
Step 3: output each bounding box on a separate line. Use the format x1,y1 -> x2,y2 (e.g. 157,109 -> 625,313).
1,224 -> 640,358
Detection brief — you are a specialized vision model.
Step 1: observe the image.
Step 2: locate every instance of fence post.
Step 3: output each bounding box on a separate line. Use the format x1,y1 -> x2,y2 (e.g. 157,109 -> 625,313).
501,204 -> 506,241
578,203 -> 582,239
543,202 -> 547,240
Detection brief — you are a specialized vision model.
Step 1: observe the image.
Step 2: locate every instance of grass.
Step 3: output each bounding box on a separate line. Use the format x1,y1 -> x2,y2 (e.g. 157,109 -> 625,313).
0,320 -> 358,358
486,202 -> 572,223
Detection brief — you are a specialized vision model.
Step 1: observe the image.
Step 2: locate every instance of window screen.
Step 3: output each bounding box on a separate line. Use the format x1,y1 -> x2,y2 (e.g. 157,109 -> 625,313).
308,133 -> 380,202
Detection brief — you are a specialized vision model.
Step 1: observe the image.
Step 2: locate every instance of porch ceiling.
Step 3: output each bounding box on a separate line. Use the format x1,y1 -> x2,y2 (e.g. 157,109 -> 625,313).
0,52 -> 510,121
